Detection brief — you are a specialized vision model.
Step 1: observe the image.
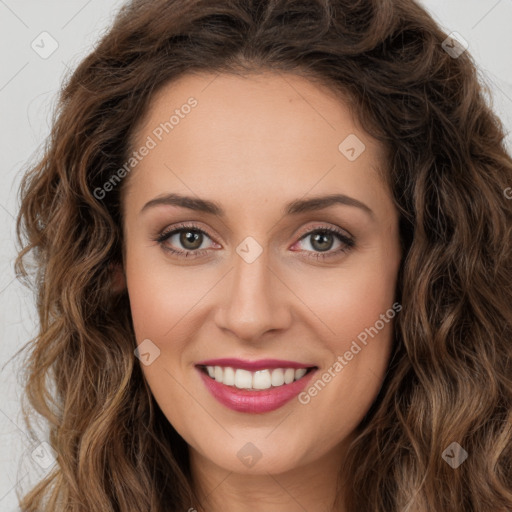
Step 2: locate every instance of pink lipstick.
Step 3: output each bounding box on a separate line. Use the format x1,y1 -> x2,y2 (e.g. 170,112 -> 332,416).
196,358 -> 317,413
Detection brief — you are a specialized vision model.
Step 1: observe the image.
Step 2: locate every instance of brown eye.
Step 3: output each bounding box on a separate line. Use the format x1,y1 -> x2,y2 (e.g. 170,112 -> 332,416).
178,229 -> 204,250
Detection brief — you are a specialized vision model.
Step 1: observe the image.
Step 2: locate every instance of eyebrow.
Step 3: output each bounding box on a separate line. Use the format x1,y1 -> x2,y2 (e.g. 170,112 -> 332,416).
140,192 -> 374,219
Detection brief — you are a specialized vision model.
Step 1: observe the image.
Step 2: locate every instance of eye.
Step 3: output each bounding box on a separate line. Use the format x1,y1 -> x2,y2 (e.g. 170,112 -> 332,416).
292,225 -> 355,261
155,222 -> 216,259
154,222 -> 355,261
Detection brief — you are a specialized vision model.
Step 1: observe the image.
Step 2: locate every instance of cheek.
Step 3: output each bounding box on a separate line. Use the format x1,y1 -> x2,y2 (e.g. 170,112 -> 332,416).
124,241 -> 205,342
124,248 -> 203,440
290,249 -> 400,346
294,250 -> 400,430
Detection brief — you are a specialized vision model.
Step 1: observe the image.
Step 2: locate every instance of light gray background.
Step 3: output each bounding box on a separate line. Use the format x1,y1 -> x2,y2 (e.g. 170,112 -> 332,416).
1,1 -> 511,509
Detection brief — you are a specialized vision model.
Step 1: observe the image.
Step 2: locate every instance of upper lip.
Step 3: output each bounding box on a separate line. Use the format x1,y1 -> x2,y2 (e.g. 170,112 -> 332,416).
195,358 -> 317,371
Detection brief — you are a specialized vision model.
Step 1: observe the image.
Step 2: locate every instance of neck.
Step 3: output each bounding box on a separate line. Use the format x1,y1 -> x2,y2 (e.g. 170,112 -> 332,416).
188,440 -> 350,512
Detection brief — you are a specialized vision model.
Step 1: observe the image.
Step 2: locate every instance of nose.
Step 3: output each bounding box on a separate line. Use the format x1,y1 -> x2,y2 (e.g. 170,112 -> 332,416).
214,245 -> 292,343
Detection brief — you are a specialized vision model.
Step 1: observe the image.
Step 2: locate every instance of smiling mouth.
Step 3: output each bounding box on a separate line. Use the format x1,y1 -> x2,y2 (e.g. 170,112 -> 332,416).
197,365 -> 317,391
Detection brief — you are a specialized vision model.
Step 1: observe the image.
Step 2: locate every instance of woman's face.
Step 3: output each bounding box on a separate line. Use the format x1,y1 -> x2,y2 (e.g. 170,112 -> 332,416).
120,71 -> 402,476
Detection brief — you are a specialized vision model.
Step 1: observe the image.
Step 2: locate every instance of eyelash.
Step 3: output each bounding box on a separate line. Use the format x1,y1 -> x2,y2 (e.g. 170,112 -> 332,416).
154,222 -> 355,261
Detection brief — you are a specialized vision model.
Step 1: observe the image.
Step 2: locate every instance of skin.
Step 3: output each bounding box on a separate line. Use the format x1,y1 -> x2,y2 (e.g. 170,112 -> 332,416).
117,71 -> 402,512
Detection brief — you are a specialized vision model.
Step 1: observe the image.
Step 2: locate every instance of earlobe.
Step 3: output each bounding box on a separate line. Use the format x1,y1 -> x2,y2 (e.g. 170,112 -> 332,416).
109,262 -> 127,293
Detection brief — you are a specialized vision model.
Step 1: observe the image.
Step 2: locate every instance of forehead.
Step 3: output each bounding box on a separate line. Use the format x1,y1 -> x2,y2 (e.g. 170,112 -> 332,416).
123,71 -> 390,218
133,70 -> 370,155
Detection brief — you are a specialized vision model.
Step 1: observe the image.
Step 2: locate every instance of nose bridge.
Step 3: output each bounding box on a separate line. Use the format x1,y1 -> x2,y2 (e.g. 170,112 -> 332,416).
216,236 -> 290,340
233,241 -> 271,301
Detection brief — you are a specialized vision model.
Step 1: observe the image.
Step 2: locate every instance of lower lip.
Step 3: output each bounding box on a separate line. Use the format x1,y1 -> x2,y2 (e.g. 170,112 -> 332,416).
197,367 -> 317,413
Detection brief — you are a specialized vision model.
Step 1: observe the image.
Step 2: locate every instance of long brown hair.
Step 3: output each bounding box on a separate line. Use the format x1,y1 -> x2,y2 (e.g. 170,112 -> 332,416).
14,0 -> 512,510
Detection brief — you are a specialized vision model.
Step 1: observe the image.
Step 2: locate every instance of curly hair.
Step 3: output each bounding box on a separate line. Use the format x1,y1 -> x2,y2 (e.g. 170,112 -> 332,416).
14,0 -> 512,510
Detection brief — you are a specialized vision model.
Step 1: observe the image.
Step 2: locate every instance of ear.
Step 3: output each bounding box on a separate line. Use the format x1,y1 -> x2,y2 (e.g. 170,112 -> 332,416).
109,262 -> 127,293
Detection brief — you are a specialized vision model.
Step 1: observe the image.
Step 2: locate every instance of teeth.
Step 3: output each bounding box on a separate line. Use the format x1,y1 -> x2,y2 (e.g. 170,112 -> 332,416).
295,368 -> 307,380
204,365 -> 311,390
284,368 -> 295,384
271,369 -> 284,387
253,370 -> 271,390
234,369 -> 252,389
223,366 -> 235,386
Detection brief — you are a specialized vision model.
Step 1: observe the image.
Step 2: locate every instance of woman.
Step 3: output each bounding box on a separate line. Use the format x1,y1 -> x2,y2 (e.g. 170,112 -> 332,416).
14,0 -> 512,510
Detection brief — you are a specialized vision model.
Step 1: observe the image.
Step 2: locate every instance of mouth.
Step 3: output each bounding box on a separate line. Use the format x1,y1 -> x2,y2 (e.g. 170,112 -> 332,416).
195,359 -> 318,413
